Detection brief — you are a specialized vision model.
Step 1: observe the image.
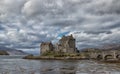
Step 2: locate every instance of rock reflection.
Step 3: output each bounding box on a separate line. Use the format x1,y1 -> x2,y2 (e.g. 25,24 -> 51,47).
59,67 -> 76,74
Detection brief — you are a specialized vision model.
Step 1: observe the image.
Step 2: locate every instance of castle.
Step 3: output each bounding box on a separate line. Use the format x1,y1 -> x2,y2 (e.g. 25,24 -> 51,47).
40,34 -> 77,54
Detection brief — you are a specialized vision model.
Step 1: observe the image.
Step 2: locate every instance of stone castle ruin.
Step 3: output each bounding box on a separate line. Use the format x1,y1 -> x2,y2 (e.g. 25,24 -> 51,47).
40,34 -> 77,54
40,42 -> 54,54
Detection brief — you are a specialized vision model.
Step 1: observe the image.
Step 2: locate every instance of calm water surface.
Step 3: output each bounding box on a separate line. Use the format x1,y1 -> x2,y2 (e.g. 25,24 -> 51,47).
0,56 -> 120,74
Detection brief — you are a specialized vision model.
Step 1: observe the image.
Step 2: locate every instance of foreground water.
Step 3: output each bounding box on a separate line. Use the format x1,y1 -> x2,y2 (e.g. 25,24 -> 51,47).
0,56 -> 120,74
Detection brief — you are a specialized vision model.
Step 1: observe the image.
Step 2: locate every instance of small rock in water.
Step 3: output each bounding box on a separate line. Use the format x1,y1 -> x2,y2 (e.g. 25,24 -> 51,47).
41,68 -> 53,72
60,66 -> 75,70
60,67 -> 76,74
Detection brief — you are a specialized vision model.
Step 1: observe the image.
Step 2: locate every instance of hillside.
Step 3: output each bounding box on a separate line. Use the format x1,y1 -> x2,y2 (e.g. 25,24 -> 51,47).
102,44 -> 120,50
80,44 -> 120,52
0,46 -> 28,55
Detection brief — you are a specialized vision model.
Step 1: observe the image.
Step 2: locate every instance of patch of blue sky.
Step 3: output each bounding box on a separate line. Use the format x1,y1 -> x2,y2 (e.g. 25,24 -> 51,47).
57,31 -> 70,38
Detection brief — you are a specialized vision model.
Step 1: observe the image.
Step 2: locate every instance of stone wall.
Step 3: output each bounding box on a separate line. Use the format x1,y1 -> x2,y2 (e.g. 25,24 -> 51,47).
58,34 -> 76,53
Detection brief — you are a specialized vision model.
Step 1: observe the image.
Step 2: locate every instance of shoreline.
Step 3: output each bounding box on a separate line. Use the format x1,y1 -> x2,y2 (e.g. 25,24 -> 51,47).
100,60 -> 120,63
23,55 -> 120,63
23,55 -> 89,60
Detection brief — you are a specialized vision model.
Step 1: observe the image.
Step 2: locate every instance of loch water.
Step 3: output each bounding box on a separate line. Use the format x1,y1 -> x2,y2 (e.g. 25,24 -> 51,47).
0,56 -> 120,74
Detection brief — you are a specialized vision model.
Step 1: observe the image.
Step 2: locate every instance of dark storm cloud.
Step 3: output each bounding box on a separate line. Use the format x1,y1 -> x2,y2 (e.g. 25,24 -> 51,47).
0,0 -> 120,51
0,25 -> 5,31
95,0 -> 120,15
82,30 -> 112,35
107,21 -> 120,29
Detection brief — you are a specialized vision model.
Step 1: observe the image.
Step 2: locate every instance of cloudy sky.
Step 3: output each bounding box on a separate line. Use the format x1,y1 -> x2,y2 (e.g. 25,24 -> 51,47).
0,0 -> 120,53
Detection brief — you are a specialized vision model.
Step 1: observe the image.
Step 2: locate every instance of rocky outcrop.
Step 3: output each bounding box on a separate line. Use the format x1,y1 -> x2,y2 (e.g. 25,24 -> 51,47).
0,50 -> 9,55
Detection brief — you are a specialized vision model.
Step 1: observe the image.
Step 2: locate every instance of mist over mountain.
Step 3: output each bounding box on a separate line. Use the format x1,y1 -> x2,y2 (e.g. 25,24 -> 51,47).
101,44 -> 120,50
0,46 -> 28,55
81,43 -> 120,52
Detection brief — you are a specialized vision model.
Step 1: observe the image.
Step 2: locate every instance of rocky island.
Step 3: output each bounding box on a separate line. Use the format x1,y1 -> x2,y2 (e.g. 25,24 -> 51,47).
24,34 -> 82,60
23,35 -> 120,63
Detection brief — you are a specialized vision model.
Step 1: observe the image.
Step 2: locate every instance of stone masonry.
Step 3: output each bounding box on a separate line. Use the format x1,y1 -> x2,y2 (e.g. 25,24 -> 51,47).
40,42 -> 54,54
40,34 -> 77,54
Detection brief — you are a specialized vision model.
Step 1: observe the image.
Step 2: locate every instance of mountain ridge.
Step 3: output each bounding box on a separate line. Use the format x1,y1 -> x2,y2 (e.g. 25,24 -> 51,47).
0,46 -> 28,55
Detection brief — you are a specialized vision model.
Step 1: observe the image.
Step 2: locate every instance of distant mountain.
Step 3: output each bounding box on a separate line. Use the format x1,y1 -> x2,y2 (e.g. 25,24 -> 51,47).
80,44 -> 120,52
102,44 -> 120,50
0,46 -> 28,55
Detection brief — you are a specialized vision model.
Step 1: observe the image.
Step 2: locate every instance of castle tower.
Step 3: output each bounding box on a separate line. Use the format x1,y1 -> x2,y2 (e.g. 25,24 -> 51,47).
59,34 -> 76,53
40,42 -> 54,54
